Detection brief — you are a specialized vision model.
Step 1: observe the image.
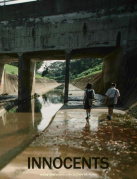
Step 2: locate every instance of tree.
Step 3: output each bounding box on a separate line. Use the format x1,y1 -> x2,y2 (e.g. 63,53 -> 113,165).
42,68 -> 49,77
36,62 -> 43,71
41,58 -> 103,81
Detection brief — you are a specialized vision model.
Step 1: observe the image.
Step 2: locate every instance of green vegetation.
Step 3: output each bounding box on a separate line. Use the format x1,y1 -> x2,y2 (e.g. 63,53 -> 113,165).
42,58 -> 103,81
35,73 -> 48,79
5,58 -> 103,82
9,62 -> 18,67
5,64 -> 47,79
75,63 -> 102,79
5,64 -> 18,75
36,62 -> 43,71
8,107 -> 18,113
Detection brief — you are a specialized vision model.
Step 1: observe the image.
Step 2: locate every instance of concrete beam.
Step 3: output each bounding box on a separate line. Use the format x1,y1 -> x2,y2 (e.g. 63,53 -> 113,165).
24,47 -> 117,61
18,54 -> 36,101
1,12 -> 137,54
0,54 -> 18,63
0,0 -> 136,21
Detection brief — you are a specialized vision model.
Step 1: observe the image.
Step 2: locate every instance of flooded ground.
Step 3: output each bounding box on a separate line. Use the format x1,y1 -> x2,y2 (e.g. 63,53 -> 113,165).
0,85 -> 64,170
0,84 -> 137,179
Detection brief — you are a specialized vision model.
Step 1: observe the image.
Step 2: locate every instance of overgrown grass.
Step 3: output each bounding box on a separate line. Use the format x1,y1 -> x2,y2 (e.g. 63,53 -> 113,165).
5,63 -> 102,81
5,64 -> 47,79
5,64 -> 18,75
75,63 -> 102,79
35,73 -> 48,79
74,70 -> 102,80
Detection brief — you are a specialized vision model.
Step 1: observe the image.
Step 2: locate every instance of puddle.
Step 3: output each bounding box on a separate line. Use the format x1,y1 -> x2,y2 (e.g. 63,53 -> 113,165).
0,84 -> 137,179
0,85 -> 64,169
1,105 -> 136,179
28,107 -> 137,179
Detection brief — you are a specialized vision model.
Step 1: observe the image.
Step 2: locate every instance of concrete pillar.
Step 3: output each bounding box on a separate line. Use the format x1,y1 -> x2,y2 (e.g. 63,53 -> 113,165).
0,63 -> 5,94
64,50 -> 71,103
18,53 -> 36,101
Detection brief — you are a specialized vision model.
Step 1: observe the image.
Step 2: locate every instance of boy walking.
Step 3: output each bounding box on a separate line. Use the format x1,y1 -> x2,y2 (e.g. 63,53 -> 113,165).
105,83 -> 120,120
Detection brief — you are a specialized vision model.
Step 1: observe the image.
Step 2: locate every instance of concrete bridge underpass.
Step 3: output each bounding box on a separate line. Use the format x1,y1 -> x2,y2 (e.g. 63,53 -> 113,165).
0,0 -> 137,103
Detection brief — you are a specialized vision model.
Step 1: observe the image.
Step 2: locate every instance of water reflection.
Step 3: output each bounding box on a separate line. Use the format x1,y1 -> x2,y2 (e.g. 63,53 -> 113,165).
0,85 -> 64,169
0,110 -> 7,126
37,88 -> 64,131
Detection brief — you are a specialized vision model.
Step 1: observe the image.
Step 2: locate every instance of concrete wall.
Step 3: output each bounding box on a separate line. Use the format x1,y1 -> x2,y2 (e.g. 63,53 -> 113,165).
0,0 -> 137,59
0,0 -> 136,21
0,0 -> 137,102
72,47 -> 137,108
0,63 -> 5,94
0,72 -> 59,95
0,11 -> 137,59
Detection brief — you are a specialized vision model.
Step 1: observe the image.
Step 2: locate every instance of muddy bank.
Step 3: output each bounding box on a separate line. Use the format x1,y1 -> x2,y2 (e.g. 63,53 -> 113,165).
2,73 -> 59,95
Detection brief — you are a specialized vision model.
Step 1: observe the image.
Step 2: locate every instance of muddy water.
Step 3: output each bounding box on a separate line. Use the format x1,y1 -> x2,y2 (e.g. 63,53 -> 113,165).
0,85 -> 64,170
28,109 -> 137,179
1,107 -> 137,179
0,85 -> 137,179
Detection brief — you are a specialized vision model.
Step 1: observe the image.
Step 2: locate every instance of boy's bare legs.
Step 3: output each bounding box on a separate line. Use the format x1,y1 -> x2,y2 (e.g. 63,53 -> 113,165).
86,109 -> 91,119
108,107 -> 113,120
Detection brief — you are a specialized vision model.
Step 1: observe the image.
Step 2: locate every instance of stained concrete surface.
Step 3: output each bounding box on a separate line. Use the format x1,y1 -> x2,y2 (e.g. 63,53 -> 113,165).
0,85 -> 137,179
0,74 -> 60,113
0,72 -> 59,95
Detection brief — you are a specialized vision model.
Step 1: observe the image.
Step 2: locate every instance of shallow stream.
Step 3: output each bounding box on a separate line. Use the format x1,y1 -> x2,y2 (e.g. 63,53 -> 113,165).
0,85 -> 64,169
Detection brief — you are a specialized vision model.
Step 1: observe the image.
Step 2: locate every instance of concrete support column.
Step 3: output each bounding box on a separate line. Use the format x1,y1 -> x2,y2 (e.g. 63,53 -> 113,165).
18,53 -> 36,101
64,50 -> 71,103
0,63 -> 5,94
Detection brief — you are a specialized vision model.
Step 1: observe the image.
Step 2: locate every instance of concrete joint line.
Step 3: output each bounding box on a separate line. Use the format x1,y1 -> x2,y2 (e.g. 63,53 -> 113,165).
65,49 -> 72,54
17,53 -> 23,57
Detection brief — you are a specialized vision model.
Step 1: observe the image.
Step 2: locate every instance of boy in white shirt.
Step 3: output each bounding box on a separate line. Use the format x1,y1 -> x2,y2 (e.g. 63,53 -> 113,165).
105,83 -> 120,120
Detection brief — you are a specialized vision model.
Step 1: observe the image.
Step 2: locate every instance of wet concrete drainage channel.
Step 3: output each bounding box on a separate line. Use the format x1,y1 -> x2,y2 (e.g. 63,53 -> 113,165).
0,85 -> 64,170
0,84 -> 106,170
0,84 -> 137,179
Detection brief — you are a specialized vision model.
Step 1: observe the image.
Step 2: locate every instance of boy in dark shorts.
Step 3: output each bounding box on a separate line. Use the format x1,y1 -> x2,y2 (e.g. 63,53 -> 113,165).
83,83 -> 95,119
105,83 -> 120,120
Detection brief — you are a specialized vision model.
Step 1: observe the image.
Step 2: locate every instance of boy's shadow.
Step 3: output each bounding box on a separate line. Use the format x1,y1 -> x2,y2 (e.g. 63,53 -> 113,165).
83,118 -> 90,134
98,114 -> 107,123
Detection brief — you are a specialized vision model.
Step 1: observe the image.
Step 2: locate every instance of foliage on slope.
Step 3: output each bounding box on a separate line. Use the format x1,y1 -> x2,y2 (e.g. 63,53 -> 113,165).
42,58 -> 103,81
